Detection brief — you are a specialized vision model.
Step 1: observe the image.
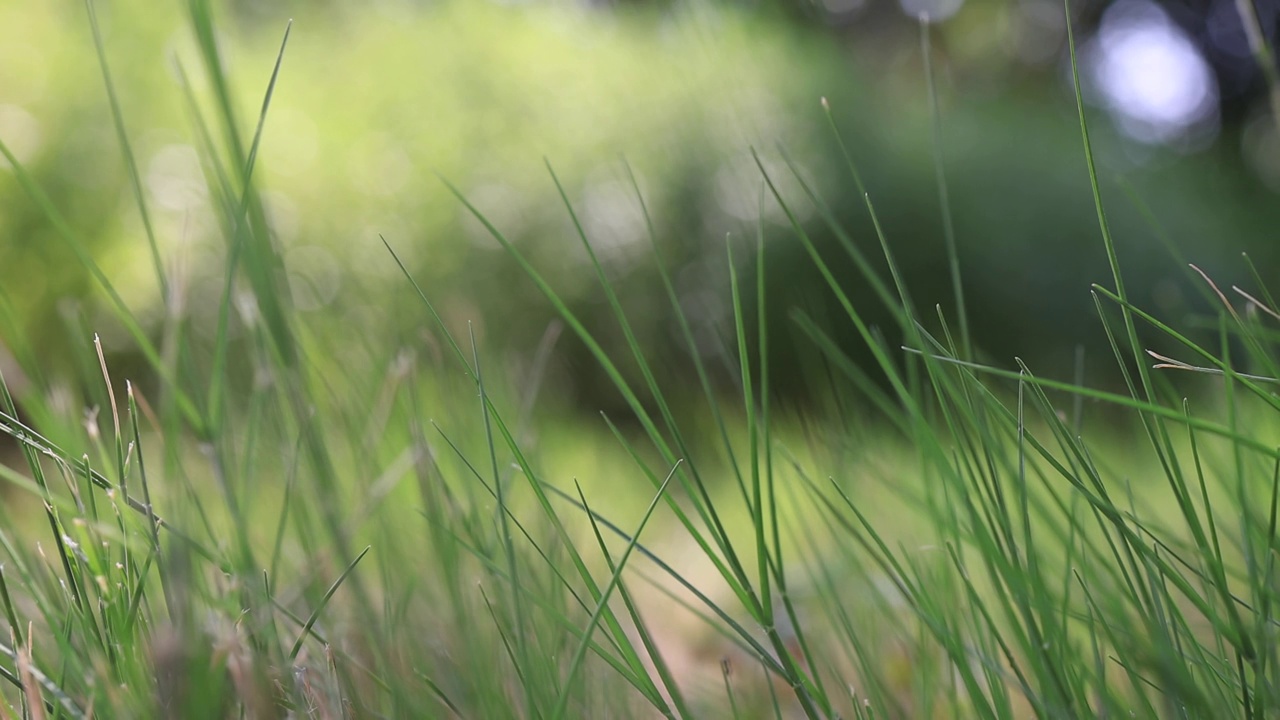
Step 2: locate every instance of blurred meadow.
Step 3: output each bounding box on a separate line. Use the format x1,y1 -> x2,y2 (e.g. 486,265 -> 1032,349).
3,0 -> 1280,717
7,0 -> 1280,407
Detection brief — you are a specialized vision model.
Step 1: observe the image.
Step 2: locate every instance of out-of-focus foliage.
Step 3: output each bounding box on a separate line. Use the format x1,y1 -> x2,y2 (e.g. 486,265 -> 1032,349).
2,0 -> 1278,416
762,0 -> 1277,136
756,87 -> 1280,402
0,0 -> 852,405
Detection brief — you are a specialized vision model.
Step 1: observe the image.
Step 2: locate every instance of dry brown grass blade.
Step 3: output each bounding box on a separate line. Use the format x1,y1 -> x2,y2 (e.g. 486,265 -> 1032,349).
18,624 -> 45,720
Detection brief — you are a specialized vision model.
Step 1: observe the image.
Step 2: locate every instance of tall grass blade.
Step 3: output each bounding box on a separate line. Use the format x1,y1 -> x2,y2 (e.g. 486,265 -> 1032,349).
288,546 -> 371,661
551,466 -> 677,719
84,0 -> 166,300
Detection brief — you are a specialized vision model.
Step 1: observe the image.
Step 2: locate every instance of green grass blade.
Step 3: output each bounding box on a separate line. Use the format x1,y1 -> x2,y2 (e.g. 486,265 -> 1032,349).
84,0 -> 166,300
550,466 -> 677,719
288,546 -> 371,661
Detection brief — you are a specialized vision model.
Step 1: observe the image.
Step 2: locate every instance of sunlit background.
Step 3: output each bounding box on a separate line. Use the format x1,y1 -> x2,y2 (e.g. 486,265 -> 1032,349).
2,2 -> 1279,716
1,0 -> 1278,415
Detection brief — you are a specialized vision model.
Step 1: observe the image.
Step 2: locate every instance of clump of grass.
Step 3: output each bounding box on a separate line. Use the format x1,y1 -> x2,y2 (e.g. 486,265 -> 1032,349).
1,1 -> 1280,718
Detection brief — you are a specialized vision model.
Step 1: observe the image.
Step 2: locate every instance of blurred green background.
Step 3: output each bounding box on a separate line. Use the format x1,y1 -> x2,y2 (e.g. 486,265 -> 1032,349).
2,0 -> 1278,418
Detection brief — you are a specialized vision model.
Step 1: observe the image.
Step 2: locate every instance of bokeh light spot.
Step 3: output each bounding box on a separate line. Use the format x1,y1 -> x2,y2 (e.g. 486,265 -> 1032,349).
0,104 -> 42,169
1087,0 -> 1219,145
898,0 -> 965,23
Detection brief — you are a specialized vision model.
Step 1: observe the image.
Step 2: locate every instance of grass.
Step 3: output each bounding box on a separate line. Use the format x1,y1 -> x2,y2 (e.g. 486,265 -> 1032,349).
2,1 -> 1280,718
